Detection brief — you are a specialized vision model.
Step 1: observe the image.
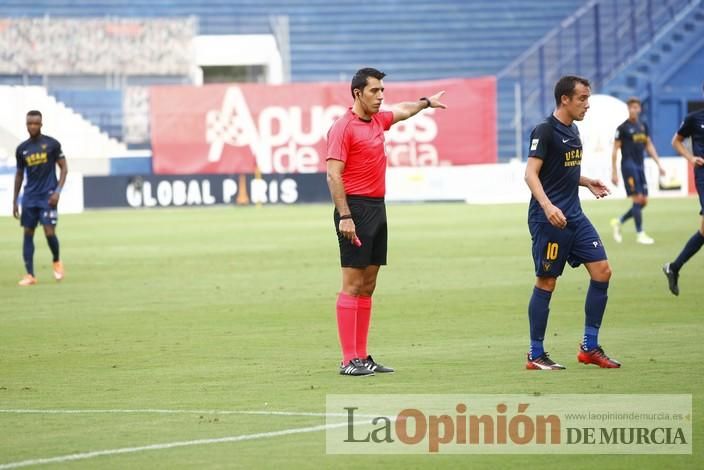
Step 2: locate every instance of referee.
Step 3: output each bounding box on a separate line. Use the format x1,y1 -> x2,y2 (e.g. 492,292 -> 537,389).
326,67 -> 446,376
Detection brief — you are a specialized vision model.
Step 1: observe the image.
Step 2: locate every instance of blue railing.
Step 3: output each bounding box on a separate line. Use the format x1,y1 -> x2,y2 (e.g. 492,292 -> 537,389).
497,0 -> 697,159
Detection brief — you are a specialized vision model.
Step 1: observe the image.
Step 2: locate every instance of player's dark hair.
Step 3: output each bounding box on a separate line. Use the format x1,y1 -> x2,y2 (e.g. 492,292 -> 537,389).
626,97 -> 641,106
554,75 -> 591,106
351,67 -> 386,99
26,110 -> 42,118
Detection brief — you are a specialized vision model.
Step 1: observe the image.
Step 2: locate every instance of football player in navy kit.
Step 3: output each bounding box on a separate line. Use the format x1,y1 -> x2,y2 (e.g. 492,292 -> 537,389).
663,84 -> 704,295
524,76 -> 621,370
13,110 -> 67,286
609,97 -> 665,245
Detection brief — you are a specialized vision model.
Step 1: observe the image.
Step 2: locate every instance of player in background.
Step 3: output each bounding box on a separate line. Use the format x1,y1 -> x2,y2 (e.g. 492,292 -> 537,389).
524,75 -> 621,370
327,67 -> 446,376
663,84 -> 704,295
609,97 -> 666,244
13,110 -> 67,286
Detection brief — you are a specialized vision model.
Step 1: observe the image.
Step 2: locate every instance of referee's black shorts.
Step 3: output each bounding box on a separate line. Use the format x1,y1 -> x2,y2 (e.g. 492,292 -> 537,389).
333,195 -> 387,268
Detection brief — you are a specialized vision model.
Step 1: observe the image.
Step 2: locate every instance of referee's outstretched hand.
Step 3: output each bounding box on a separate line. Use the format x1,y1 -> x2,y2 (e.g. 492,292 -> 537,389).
428,91 -> 448,109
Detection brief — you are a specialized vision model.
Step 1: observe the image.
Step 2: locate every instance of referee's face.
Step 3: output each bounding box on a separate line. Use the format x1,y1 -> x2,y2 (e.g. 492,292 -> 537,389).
359,77 -> 385,114
565,83 -> 591,122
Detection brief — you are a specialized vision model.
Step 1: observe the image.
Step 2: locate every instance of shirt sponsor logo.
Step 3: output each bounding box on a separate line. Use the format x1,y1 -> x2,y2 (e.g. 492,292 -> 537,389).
564,148 -> 582,167
26,152 -> 48,167
530,139 -> 539,151
632,133 -> 647,144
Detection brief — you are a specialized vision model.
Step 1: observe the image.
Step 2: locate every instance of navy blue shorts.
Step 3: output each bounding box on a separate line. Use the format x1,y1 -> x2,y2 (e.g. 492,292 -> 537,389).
621,164 -> 648,196
529,215 -> 607,277
696,170 -> 704,215
21,205 -> 58,229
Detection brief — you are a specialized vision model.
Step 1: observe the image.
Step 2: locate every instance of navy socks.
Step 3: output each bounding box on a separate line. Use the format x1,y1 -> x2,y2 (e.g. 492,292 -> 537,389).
671,231 -> 704,272
584,280 -> 609,350
23,234 -> 35,276
46,234 -> 60,262
528,286 -> 552,358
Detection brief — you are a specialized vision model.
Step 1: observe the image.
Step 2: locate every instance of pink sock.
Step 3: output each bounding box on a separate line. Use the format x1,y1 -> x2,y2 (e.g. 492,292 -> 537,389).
356,295 -> 372,359
336,293 -> 358,363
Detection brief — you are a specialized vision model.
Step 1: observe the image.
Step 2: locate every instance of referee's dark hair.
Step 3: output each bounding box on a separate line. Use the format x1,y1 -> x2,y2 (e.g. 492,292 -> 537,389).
26,110 -> 42,118
554,75 -> 591,106
351,67 -> 386,99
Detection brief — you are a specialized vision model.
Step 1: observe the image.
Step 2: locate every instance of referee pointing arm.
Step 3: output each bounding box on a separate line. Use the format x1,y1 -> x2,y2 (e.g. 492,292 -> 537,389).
326,67 -> 446,376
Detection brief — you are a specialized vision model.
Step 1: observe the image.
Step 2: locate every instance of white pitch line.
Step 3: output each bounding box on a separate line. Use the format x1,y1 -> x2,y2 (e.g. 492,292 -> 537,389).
0,409 -> 369,418
0,422 -> 348,469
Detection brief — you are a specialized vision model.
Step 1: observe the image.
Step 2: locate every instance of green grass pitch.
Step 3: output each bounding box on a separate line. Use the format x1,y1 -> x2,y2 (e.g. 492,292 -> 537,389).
0,198 -> 702,469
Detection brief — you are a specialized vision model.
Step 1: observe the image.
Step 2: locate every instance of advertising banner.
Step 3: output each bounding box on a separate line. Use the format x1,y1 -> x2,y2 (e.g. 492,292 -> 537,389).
150,78 -> 496,175
83,173 -> 329,208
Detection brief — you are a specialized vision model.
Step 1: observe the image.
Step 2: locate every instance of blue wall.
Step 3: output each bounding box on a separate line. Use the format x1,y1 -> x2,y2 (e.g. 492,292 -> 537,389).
649,41 -> 704,155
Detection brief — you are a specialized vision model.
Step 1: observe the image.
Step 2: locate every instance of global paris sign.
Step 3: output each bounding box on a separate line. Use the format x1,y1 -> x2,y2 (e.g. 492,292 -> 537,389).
149,78 -> 496,175
81,173 -> 330,208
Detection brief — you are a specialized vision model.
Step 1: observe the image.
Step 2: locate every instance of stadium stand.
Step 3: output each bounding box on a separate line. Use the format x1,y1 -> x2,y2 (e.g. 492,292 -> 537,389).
498,0 -> 703,159
602,0 -> 704,152
0,85 -> 127,174
51,90 -> 123,141
0,0 -> 583,81
0,0 -> 584,153
1,0 -> 703,163
0,17 -> 195,76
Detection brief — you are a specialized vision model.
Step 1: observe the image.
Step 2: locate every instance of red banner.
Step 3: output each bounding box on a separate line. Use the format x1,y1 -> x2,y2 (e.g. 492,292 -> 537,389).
150,78 -> 496,175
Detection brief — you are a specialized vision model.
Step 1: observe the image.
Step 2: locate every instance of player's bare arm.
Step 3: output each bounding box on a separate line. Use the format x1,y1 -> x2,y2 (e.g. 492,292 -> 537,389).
645,137 -> 666,175
525,156 -> 567,229
611,139 -> 621,185
326,159 -> 356,243
672,133 -> 704,167
579,175 -> 610,199
12,167 -> 23,219
49,158 -> 68,208
391,91 -> 447,124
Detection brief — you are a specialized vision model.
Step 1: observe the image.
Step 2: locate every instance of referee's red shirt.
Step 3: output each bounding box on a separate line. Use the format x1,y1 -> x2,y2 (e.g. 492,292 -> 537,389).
326,108 -> 394,198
